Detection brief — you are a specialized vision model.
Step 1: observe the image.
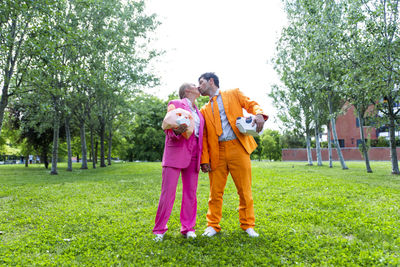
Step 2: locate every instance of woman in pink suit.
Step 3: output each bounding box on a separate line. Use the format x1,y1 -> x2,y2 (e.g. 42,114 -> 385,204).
153,83 -> 204,241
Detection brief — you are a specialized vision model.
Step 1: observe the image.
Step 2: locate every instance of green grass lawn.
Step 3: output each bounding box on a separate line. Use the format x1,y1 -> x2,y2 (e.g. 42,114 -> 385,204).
1,161 -> 400,266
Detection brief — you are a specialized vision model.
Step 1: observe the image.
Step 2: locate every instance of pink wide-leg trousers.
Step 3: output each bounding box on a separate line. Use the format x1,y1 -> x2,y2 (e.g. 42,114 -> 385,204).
153,145 -> 199,235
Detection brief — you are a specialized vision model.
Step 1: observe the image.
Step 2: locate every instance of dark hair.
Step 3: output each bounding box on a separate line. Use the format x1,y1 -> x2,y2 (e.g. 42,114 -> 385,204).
198,72 -> 219,88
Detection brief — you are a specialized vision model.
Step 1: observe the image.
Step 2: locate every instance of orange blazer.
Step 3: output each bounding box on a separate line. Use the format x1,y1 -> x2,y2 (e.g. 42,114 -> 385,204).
200,88 -> 267,171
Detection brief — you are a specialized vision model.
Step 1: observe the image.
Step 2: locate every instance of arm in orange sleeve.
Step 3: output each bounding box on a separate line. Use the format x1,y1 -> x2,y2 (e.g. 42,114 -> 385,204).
236,89 -> 269,121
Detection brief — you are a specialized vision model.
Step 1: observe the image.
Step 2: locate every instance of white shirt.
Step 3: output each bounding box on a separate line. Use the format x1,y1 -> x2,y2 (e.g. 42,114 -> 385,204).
210,89 -> 237,142
185,98 -> 200,137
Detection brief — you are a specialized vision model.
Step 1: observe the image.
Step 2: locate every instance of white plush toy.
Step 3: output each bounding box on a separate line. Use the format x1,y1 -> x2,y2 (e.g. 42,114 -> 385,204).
236,116 -> 262,137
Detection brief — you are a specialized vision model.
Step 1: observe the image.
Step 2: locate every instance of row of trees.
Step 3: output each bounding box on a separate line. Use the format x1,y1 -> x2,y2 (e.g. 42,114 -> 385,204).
1,92 -> 170,165
1,90 -> 285,165
0,0 -> 160,174
271,0 -> 400,174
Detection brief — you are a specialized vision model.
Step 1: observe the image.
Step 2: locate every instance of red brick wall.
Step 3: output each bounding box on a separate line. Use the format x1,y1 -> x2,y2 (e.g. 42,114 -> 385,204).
334,104 -> 377,148
282,147 -> 398,161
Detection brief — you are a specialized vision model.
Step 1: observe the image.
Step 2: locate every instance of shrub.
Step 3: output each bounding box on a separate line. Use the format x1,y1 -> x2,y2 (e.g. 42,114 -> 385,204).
374,136 -> 389,147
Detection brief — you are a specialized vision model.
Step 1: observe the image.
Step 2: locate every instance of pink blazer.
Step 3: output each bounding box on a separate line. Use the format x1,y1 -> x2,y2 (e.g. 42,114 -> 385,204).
162,99 -> 204,172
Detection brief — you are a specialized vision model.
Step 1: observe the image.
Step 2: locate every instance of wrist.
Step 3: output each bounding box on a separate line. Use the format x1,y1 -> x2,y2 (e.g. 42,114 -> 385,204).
256,113 -> 268,121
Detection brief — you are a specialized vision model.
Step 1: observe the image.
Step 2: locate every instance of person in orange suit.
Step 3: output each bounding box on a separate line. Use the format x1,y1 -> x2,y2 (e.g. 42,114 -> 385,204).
198,72 -> 268,238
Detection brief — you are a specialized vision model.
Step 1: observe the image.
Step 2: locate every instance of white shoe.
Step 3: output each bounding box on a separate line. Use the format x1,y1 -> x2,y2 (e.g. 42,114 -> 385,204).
202,226 -> 217,237
185,231 -> 196,239
245,228 -> 259,237
153,233 -> 164,242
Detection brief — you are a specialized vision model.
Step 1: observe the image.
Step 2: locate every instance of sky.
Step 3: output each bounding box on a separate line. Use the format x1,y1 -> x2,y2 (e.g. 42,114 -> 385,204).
144,0 -> 288,130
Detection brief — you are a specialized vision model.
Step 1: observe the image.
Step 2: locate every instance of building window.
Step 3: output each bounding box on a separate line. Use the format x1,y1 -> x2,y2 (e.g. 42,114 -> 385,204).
356,118 -> 360,128
338,139 -> 345,147
357,139 -> 369,146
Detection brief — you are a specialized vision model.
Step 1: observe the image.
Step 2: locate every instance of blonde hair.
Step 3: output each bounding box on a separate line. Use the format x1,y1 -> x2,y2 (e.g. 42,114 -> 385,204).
179,83 -> 191,99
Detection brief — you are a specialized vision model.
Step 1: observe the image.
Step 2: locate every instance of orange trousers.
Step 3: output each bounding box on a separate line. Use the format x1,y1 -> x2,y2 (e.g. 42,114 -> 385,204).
207,139 -> 255,231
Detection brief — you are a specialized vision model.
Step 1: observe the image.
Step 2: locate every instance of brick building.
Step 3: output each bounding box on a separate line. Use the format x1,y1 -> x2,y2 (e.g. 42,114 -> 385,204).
333,103 -> 378,148
282,103 -> 387,161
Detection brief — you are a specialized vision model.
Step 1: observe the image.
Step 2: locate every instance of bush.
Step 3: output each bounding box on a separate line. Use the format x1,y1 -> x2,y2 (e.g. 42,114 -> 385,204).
320,141 -> 328,148
280,132 -> 306,148
371,137 -> 389,147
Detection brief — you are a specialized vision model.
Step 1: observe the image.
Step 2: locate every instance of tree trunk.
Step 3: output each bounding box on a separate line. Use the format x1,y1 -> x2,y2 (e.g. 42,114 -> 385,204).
50,113 -> 60,175
314,112 -> 322,166
108,130 -> 112,166
0,93 -> 8,137
330,116 -> 348,169
25,153 -> 28,167
95,141 -> 98,164
90,130 -> 96,169
0,19 -> 17,138
357,111 -> 372,173
328,95 -> 348,170
77,154 -> 79,163
99,124 -> 106,167
65,117 -> 72,171
79,122 -> 88,169
42,149 -> 49,169
0,65 -> 12,136
388,113 -> 399,174
315,127 -> 322,166
306,132 -> 313,166
327,123 -> 333,168
41,145 -> 49,169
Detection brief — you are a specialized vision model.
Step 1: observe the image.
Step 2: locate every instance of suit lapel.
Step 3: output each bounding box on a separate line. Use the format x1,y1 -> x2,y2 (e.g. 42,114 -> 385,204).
204,101 -> 216,128
184,98 -> 202,120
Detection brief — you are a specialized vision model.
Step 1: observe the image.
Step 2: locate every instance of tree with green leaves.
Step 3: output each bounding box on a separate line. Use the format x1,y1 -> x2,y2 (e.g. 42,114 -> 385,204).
305,0 -> 348,169
338,0 -> 382,173
0,1 -> 58,137
78,0 -> 159,168
360,0 -> 400,174
271,19 -> 315,166
7,96 -> 57,169
261,129 -> 282,161
276,0 -> 349,169
5,0 -> 160,174
123,93 -> 166,162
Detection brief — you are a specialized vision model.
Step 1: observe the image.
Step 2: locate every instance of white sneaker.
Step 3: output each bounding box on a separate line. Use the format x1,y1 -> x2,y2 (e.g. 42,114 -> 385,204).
202,226 -> 217,237
153,233 -> 164,242
245,228 -> 259,237
185,231 -> 196,239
